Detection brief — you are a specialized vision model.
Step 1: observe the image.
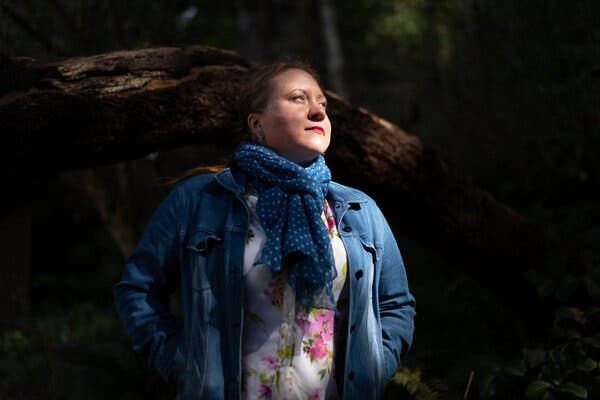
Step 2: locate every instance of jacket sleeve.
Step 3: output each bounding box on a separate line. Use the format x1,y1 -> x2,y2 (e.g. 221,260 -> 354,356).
112,184 -> 183,382
377,211 -> 416,382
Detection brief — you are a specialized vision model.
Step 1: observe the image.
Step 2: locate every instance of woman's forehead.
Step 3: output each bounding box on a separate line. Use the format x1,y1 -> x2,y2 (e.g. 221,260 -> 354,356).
270,68 -> 322,93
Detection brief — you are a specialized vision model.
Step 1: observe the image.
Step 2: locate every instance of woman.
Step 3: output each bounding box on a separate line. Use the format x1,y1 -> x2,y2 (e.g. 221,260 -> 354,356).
113,61 -> 416,399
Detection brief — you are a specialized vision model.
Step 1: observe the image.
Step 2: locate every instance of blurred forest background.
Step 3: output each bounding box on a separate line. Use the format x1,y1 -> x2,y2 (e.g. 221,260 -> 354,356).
1,0 -> 599,399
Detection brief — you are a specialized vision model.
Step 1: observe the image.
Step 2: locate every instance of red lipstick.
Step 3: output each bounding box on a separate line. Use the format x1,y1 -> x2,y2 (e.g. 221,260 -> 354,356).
307,126 -> 324,134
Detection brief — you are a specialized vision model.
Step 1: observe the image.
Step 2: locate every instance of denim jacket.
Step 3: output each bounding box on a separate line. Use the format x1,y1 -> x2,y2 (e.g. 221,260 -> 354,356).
113,167 -> 416,399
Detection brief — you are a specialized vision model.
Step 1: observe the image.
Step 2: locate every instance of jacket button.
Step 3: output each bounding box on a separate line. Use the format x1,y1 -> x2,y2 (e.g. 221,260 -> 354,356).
343,226 -> 352,233
348,371 -> 354,380
355,270 -> 363,280
350,324 -> 356,333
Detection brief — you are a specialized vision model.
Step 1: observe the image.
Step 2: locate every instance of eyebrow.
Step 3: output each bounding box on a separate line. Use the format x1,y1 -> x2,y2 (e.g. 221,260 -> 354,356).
289,88 -> 326,100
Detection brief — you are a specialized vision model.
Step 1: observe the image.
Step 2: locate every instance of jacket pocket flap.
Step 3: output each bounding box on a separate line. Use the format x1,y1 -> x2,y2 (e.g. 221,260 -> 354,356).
184,230 -> 223,254
358,235 -> 379,264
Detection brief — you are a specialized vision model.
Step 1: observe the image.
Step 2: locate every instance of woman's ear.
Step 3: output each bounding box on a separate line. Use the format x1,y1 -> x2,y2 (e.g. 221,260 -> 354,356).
247,113 -> 262,135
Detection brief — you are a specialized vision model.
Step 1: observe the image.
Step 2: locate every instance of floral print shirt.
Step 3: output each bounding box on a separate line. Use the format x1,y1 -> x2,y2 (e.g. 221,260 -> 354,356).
241,185 -> 349,400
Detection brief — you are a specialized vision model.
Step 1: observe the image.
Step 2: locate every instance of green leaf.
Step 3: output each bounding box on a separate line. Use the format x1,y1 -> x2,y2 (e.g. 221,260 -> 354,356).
479,374 -> 495,397
557,382 -> 587,398
555,328 -> 581,340
576,358 -> 598,372
0,330 -> 29,353
318,368 -> 327,380
523,348 -> 547,368
582,335 -> 600,349
525,380 -> 553,399
244,310 -> 264,324
505,358 -> 527,377
556,307 -> 585,322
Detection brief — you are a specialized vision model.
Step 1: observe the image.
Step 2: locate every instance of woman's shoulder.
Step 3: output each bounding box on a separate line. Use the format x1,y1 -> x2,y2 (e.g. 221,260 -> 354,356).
328,180 -> 375,203
174,171 -> 220,190
328,181 -> 387,221
172,168 -> 236,192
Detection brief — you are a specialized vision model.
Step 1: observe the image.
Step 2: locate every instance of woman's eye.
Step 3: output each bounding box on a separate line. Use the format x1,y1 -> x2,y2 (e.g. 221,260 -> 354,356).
292,95 -> 305,102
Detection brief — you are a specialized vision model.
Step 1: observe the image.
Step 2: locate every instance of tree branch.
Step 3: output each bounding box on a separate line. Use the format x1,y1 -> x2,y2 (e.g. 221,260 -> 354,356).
1,44 -> 555,333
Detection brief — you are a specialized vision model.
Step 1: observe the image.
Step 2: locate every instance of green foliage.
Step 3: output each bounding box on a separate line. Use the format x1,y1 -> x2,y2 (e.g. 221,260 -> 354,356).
0,303 -> 175,399
0,329 -> 48,398
2,0 -> 598,398
33,303 -> 116,345
0,330 -> 29,354
0,330 -> 33,382
383,367 -> 447,400
370,0 -> 427,43
479,306 -> 599,399
338,0 -> 599,221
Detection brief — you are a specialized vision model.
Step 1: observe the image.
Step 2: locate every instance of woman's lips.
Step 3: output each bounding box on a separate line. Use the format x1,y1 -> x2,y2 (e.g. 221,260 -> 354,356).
307,126 -> 325,134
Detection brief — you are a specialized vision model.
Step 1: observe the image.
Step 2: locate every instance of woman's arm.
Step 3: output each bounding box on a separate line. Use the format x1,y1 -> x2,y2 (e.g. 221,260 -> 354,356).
378,213 -> 417,382
113,185 -> 182,382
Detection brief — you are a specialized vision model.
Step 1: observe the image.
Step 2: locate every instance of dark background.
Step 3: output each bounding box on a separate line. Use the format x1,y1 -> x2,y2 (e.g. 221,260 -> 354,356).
1,1 -> 598,399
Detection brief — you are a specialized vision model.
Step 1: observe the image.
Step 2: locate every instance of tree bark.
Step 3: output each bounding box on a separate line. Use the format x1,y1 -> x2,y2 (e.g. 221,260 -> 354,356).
0,44 -> 553,332
319,0 -> 347,98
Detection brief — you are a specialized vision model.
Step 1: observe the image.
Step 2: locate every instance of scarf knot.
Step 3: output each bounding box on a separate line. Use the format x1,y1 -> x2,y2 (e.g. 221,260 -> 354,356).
234,143 -> 336,310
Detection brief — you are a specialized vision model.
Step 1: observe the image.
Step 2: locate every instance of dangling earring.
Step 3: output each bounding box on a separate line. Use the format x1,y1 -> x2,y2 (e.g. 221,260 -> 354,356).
257,131 -> 264,144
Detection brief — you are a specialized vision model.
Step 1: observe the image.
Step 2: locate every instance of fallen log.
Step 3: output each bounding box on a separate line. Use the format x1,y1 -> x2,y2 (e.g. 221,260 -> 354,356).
0,45 -> 553,334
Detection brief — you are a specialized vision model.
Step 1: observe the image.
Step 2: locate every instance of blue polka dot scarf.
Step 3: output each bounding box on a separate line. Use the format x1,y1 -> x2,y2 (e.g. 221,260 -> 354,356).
234,143 -> 337,310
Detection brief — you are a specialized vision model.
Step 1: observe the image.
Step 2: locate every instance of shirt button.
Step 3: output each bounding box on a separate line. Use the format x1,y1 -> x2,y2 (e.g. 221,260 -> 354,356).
350,324 -> 356,333
348,371 -> 354,380
343,226 -> 352,233
355,270 -> 363,280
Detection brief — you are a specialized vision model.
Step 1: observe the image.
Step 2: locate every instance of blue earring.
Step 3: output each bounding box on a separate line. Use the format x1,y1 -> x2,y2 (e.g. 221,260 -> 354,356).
257,131 -> 264,144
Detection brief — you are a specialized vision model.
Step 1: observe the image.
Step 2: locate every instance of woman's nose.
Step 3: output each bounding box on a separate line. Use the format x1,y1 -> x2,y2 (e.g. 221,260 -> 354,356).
308,104 -> 325,121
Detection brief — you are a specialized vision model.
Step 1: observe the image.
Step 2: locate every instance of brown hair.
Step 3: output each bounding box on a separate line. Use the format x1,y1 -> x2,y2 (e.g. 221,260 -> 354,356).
239,59 -> 321,135
163,59 -> 321,187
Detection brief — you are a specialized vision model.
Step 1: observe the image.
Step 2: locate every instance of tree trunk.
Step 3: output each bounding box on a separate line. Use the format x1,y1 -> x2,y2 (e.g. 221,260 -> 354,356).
318,0 -> 347,98
0,45 -> 554,332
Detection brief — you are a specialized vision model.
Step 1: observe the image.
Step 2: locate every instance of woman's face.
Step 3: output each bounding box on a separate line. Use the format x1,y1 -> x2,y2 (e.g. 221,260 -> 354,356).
249,68 -> 331,165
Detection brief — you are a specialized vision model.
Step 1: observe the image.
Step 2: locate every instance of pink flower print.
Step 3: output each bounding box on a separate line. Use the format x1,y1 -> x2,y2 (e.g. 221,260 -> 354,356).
327,216 -> 336,233
263,280 -> 283,308
310,388 -> 322,400
313,311 -> 334,340
262,356 -> 279,371
259,384 -> 272,399
324,202 -> 337,231
309,337 -> 328,360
